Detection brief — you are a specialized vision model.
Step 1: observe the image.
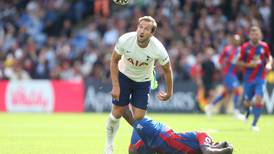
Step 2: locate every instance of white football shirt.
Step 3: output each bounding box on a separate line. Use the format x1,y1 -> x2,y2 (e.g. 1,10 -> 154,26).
114,32 -> 170,82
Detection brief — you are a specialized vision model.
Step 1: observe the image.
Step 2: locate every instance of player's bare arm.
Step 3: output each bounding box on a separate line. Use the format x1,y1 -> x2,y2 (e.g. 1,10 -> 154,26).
110,51 -> 122,100
200,142 -> 233,154
122,105 -> 134,126
158,62 -> 173,101
266,56 -> 273,70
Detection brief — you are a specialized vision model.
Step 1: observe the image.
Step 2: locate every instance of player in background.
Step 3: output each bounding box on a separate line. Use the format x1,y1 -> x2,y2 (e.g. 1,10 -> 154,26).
104,16 -> 173,154
122,106 -> 233,154
238,26 -> 273,131
205,34 -> 243,119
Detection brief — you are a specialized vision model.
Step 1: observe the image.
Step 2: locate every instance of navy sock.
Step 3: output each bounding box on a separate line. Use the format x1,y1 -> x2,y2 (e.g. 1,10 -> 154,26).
252,105 -> 263,126
233,94 -> 239,110
245,107 -> 251,119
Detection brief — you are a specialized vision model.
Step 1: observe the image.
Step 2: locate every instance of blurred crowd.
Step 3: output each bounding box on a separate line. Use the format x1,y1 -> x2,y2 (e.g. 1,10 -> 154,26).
0,0 -> 272,82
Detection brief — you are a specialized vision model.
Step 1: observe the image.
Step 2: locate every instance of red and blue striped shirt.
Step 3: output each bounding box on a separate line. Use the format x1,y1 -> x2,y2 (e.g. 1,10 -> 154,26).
133,117 -> 212,154
239,41 -> 271,82
219,44 -> 240,76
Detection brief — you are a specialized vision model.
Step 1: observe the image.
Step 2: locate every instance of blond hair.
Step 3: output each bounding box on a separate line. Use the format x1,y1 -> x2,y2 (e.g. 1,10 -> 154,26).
138,16 -> 157,33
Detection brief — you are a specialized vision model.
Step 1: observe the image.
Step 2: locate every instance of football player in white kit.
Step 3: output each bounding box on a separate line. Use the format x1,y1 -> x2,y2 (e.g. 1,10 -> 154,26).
104,16 -> 173,154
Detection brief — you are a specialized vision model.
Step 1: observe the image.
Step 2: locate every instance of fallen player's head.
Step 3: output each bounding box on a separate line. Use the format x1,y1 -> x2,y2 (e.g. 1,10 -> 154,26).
128,144 -> 138,154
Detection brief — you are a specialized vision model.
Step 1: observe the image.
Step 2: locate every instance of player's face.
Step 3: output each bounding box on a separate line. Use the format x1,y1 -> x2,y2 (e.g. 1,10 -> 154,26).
137,21 -> 153,44
249,30 -> 261,44
232,35 -> 241,46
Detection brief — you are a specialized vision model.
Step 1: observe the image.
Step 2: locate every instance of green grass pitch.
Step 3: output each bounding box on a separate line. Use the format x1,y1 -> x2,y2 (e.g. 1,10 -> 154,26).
0,113 -> 274,154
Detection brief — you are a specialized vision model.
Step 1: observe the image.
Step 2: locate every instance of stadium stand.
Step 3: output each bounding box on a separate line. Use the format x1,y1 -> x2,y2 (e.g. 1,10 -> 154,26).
0,0 -> 271,83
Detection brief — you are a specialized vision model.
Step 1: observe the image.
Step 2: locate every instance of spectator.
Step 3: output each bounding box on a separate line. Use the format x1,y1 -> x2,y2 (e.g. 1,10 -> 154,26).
0,0 -> 271,83
9,60 -> 30,80
201,47 -> 216,101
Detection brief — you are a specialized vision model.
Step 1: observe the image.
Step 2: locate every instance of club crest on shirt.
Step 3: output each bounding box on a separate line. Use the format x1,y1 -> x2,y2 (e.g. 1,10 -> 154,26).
254,55 -> 260,60
136,124 -> 143,130
162,57 -> 168,63
260,48 -> 264,54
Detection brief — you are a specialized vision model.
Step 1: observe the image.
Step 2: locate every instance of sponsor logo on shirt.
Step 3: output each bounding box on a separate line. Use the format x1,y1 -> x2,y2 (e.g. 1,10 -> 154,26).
127,58 -> 148,67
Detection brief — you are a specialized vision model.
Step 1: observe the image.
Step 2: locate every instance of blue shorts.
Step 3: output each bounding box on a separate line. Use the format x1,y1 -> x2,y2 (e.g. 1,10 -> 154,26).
243,80 -> 265,101
223,73 -> 240,90
112,72 -> 150,110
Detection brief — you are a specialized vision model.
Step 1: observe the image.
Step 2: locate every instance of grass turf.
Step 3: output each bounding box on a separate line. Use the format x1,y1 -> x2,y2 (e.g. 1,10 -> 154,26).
0,113 -> 273,154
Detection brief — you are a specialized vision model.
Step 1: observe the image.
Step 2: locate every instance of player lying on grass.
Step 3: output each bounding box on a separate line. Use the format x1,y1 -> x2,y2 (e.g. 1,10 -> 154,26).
123,106 -> 233,154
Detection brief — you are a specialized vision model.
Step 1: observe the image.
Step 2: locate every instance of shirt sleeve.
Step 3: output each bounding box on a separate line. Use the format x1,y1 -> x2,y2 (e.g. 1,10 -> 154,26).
263,42 -> 271,58
218,47 -> 227,64
114,36 -> 125,55
158,47 -> 170,66
196,132 -> 212,146
239,44 -> 246,61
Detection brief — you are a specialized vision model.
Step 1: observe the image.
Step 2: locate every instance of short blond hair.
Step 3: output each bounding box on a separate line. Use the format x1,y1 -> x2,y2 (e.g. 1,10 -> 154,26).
138,16 -> 157,33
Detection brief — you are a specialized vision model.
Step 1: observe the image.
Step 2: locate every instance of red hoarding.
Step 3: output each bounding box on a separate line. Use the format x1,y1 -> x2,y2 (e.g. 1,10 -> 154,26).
0,80 -> 84,112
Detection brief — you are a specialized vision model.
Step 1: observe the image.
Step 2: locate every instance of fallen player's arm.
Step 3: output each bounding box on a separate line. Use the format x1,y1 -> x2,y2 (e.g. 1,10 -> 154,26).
122,105 -> 135,126
200,142 -> 233,154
